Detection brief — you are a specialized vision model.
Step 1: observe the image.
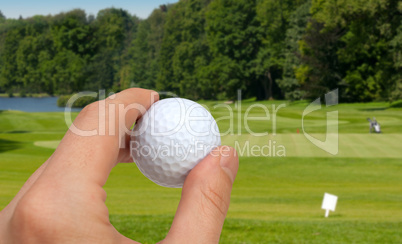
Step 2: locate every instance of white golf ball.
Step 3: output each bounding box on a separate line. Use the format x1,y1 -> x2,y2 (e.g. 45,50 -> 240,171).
130,98 -> 221,188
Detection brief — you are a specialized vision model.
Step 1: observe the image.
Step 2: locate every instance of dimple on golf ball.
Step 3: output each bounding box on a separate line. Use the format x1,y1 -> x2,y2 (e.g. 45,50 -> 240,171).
130,98 -> 221,188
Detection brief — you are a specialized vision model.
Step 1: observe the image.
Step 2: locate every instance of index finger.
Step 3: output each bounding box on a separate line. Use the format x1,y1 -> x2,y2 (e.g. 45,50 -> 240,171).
44,88 -> 159,187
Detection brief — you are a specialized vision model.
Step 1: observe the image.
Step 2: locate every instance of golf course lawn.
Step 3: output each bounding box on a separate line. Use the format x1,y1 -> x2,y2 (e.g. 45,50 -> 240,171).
0,101 -> 401,243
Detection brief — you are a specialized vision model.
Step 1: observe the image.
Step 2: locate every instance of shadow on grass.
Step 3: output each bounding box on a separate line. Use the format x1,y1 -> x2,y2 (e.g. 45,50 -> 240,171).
358,107 -> 388,111
0,138 -> 22,153
3,130 -> 30,134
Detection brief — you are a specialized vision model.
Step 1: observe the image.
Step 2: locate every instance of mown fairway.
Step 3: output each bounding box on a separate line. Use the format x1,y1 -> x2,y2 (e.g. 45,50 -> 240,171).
0,101 -> 401,243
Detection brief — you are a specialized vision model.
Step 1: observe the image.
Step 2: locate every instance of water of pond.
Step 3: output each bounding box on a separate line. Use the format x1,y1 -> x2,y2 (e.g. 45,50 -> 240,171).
0,97 -> 82,112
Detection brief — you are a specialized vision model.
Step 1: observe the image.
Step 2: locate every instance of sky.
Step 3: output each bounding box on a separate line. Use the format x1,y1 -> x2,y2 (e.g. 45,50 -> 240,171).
0,0 -> 178,20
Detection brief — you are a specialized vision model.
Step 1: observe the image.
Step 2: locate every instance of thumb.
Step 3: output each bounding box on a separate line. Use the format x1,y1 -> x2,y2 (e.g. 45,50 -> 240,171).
162,146 -> 239,244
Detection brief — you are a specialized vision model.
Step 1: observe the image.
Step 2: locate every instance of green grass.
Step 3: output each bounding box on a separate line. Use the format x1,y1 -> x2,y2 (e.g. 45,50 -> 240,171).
109,215 -> 402,243
32,134 -> 402,158
0,101 -> 402,243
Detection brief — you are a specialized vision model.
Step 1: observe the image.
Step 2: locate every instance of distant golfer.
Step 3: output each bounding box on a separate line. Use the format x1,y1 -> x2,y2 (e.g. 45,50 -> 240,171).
367,117 -> 381,133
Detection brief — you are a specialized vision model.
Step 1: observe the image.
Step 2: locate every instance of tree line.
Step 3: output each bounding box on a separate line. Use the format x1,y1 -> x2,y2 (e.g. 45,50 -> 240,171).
0,0 -> 401,102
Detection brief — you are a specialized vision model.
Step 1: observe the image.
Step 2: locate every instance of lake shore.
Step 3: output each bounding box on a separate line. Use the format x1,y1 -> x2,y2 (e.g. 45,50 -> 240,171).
0,97 -> 82,112
0,93 -> 52,98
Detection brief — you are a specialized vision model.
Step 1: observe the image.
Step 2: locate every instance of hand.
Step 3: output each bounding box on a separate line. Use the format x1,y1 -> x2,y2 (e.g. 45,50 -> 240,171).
0,88 -> 239,244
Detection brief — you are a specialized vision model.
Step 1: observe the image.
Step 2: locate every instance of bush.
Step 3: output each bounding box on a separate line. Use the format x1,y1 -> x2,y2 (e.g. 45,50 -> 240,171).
57,95 -> 69,107
7,90 -> 14,98
57,94 -> 98,108
390,100 -> 402,108
19,90 -> 26,98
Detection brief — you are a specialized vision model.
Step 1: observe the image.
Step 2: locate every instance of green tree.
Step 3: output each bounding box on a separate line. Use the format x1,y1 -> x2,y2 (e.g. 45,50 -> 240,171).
278,1 -> 311,100
0,20 -> 26,94
0,1 -> 400,102
48,10 -> 91,94
131,6 -> 168,90
51,10 -> 93,57
389,4 -> 402,101
254,0 -> 308,100
157,2 -> 188,94
0,10 -> 5,23
205,0 -> 262,100
14,16 -> 51,94
300,0 -> 402,101
156,0 -> 211,99
172,0 -> 210,99
296,20 -> 343,99
87,8 -> 137,91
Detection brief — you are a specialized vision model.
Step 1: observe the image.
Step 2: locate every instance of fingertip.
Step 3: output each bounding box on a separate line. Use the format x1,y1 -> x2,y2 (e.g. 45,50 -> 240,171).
216,146 -> 238,184
184,145 -> 238,190
164,145 -> 238,243
152,90 -> 160,103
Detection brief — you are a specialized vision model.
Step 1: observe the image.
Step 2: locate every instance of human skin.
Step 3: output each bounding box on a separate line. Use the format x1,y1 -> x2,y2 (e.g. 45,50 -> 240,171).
0,88 -> 239,244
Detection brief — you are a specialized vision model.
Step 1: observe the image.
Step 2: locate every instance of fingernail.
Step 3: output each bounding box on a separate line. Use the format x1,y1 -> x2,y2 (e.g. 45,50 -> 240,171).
219,146 -> 237,183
